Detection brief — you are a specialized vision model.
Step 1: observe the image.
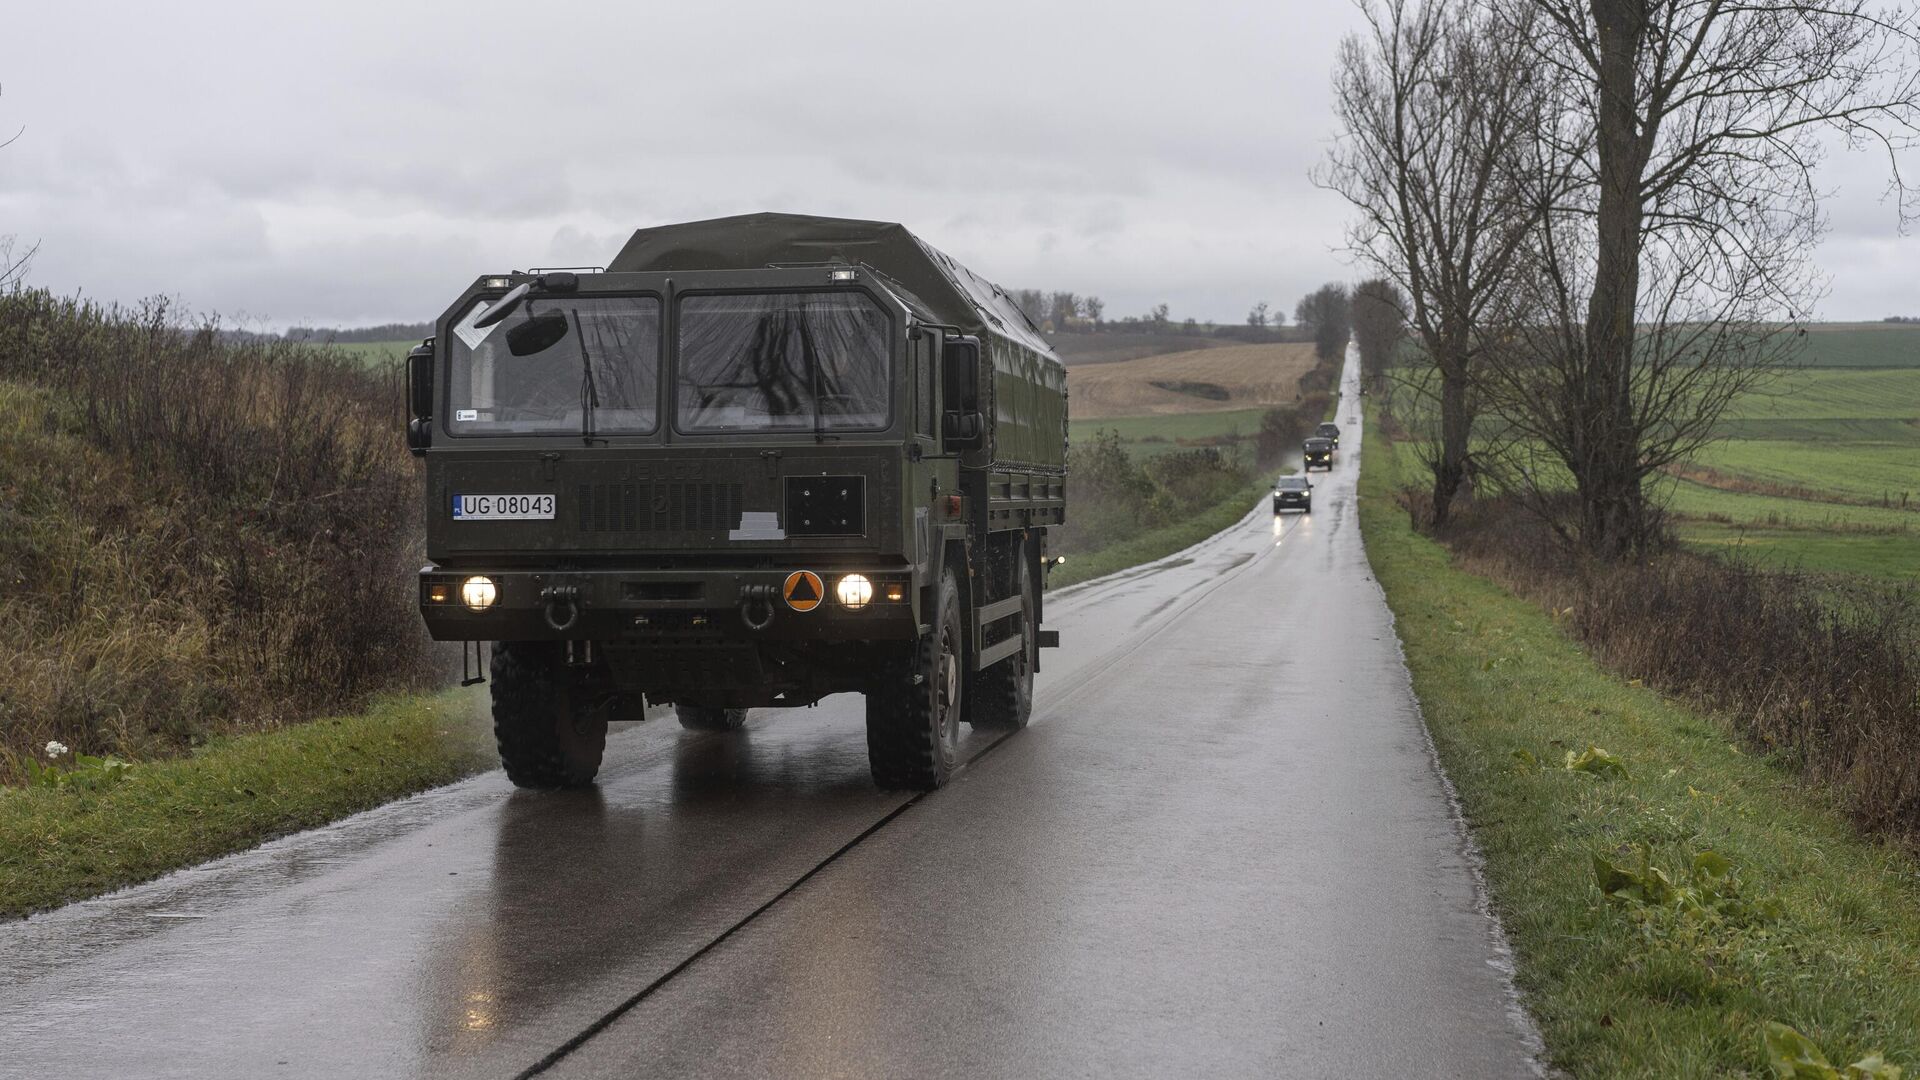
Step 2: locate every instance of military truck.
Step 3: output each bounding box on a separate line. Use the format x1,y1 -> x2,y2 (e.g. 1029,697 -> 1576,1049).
405,214 -> 1067,792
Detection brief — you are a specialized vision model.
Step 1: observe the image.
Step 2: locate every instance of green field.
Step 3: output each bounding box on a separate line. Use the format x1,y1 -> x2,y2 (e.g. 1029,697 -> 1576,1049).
1790,322 -> 1920,368
1671,359 -> 1920,577
325,339 -> 414,366
1069,407 -> 1269,460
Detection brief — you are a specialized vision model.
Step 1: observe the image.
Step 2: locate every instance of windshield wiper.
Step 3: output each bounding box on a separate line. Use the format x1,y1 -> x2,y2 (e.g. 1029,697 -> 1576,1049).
796,314 -> 838,445
570,307 -> 602,446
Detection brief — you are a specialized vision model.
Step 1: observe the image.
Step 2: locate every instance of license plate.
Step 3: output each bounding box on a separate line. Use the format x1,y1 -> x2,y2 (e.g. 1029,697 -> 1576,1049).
452,494 -> 555,521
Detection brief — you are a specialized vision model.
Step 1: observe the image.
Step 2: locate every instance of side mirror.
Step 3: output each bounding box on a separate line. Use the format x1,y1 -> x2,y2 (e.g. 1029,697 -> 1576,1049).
472,282 -> 530,329
942,334 -> 984,450
406,342 -> 433,456
507,310 -> 571,356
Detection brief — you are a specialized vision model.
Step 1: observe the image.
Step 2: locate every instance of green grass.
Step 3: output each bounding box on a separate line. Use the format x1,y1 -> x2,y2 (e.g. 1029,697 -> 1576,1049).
1069,408 -> 1270,460
1676,521 -> 1920,581
319,339 -> 415,367
1688,442 -> 1920,507
1793,323 -> 1920,368
1662,478 -> 1920,531
1726,367 -> 1920,421
0,689 -> 495,919
1049,477 -> 1267,588
1360,411 -> 1920,1077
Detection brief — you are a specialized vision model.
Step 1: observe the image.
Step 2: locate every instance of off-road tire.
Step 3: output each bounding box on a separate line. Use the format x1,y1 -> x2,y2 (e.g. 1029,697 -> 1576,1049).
675,705 -> 749,732
490,641 -> 607,789
970,538 -> 1035,731
865,566 -> 963,790
1305,500 -> 1312,514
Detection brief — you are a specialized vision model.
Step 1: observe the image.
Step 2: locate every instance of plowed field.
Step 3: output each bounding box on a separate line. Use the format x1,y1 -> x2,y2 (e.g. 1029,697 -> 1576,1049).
1067,342 -> 1319,418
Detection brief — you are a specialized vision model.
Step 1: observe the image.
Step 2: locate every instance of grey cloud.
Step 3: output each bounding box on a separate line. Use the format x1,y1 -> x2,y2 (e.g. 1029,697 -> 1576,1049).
0,0 -> 1910,325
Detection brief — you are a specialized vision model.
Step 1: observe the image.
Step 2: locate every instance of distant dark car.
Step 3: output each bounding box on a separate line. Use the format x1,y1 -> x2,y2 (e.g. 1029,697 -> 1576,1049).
1317,421 -> 1341,450
1303,437 -> 1334,471
1272,475 -> 1313,514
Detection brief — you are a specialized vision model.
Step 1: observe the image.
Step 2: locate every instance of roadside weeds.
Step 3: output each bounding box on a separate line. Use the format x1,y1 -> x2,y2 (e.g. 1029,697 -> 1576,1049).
0,690 -> 493,920
1360,408 -> 1920,1077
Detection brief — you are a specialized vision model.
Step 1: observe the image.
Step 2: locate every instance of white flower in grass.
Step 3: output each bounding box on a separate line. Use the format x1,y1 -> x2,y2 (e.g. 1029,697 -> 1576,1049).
44,740 -> 69,759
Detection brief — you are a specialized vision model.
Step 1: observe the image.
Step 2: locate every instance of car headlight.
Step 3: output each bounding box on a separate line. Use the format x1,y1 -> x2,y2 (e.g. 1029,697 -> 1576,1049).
461,576 -> 497,612
835,573 -> 873,611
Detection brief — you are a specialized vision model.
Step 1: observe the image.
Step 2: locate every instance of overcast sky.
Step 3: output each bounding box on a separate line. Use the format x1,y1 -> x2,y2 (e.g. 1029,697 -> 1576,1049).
0,0 -> 1911,330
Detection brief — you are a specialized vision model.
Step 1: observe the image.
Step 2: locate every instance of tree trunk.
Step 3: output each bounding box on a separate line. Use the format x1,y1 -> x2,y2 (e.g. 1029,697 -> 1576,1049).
1579,0 -> 1653,557
1429,360 -> 1472,527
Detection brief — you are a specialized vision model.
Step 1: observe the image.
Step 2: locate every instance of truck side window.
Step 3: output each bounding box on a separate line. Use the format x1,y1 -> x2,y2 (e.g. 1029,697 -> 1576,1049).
914,333 -> 934,438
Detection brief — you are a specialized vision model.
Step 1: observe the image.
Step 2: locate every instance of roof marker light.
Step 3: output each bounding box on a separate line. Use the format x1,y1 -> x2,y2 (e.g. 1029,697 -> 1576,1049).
830,268 -> 858,282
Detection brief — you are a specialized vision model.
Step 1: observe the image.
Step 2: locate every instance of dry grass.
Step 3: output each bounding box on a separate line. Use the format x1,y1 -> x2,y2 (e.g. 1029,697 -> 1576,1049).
1067,342 -> 1319,418
0,291 -> 438,780
1425,493 -> 1920,846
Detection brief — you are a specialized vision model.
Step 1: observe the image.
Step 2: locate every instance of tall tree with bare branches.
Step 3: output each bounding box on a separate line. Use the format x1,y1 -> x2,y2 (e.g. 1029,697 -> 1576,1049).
1320,0 -> 1548,525
1483,0 -> 1920,557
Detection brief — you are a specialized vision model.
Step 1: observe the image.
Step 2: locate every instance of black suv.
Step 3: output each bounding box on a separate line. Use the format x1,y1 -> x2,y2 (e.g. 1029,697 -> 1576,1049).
1317,421 -> 1341,450
1273,475 -> 1312,514
1303,437 -> 1334,471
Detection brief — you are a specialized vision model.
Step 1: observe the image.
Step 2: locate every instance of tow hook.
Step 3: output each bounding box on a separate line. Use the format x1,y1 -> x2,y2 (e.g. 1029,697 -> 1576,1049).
540,584 -> 581,632
739,584 -> 778,632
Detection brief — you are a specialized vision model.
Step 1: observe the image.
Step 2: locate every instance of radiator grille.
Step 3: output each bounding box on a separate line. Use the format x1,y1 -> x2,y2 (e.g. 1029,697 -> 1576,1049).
575,482 -> 744,534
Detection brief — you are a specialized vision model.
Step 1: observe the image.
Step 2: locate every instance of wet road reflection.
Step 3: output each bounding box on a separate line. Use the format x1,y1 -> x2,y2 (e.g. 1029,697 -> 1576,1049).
0,346 -> 1539,1079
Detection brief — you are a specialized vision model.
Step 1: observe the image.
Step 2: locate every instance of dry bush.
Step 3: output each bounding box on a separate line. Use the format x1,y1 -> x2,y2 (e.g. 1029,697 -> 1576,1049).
0,291 -> 436,776
1428,493 -> 1920,842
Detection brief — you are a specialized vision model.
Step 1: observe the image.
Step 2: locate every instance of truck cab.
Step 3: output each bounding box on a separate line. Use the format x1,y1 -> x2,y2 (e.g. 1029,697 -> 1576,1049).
405,214 -> 1067,792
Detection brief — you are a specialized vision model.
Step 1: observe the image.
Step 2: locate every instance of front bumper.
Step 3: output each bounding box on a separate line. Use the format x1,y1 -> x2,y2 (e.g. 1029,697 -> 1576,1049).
419,564 -> 919,642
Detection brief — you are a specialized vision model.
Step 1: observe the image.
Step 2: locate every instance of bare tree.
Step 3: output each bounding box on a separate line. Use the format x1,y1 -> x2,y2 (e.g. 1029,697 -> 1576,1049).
1012,289 -> 1047,327
1294,282 -> 1354,362
1048,291 -> 1080,333
1248,301 -> 1271,328
1320,0 -> 1548,525
1350,277 -> 1408,386
1481,0 -> 1920,556
0,86 -> 31,290
1084,295 -> 1104,326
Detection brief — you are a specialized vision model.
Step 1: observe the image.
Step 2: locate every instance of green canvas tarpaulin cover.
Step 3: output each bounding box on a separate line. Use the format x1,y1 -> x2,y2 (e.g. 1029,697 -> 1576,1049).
607,213 -> 1057,359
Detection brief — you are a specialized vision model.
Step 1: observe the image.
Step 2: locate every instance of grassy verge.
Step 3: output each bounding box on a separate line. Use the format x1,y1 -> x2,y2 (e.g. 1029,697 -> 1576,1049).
1361,411 -> 1920,1076
0,689 -> 494,919
1050,478 -> 1267,589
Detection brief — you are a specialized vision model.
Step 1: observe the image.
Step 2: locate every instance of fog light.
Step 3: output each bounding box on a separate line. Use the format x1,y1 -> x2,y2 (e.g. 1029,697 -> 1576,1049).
462,576 -> 497,612
836,574 -> 873,611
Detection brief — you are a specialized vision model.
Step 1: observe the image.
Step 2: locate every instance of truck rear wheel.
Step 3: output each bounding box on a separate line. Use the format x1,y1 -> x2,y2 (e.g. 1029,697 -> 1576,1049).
675,705 -> 749,732
865,566 -> 963,790
970,539 -> 1035,731
490,641 -> 607,789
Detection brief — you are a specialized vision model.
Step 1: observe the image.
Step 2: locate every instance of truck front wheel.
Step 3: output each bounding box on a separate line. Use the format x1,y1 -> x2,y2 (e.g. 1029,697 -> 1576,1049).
490,641 -> 608,789
865,566 -> 963,790
675,705 -> 749,732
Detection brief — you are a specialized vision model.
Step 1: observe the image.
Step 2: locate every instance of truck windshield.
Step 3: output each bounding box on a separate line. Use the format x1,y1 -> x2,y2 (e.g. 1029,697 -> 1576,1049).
676,291 -> 890,433
447,295 -> 660,435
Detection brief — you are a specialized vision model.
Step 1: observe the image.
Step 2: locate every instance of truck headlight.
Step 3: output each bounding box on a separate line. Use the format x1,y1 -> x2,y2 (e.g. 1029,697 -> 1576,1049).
835,574 -> 873,611
462,576 -> 498,612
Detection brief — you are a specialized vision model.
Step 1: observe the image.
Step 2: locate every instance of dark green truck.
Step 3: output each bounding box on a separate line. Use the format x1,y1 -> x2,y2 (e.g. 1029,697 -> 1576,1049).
405,214 -> 1067,791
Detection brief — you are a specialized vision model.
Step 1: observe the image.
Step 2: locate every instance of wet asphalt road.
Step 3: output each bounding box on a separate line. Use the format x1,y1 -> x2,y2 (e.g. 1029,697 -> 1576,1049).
0,347 -> 1541,1078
